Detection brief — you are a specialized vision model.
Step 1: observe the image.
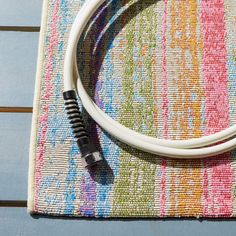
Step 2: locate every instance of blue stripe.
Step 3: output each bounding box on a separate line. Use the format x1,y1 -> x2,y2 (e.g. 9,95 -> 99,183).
227,56 -> 236,125
64,142 -> 79,215
60,0 -> 79,215
95,0 -> 121,217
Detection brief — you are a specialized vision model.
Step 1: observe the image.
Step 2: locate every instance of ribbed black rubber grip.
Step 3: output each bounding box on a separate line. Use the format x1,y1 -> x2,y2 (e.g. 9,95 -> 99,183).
65,99 -> 88,140
63,90 -> 104,168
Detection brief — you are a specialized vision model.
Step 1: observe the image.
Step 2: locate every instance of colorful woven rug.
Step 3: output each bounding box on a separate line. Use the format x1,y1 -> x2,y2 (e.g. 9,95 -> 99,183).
28,0 -> 236,218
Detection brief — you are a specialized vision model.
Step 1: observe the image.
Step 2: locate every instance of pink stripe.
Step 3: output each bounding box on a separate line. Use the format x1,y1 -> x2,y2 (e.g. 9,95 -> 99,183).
160,0 -> 168,217
160,159 -> 167,216
34,0 -> 60,211
200,0 -> 233,217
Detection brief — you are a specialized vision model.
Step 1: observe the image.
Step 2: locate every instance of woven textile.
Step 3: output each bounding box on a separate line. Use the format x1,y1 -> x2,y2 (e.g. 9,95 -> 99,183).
28,0 -> 236,217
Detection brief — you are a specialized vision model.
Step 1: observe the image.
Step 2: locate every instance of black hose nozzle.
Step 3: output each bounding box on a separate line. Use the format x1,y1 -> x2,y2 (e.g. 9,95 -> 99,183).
63,90 -> 104,168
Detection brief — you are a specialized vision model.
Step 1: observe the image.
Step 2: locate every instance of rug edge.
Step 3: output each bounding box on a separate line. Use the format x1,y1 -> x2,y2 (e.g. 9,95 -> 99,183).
27,0 -> 49,214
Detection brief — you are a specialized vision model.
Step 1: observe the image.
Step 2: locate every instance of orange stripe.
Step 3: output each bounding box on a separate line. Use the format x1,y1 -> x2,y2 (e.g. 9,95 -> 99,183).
168,0 -> 203,216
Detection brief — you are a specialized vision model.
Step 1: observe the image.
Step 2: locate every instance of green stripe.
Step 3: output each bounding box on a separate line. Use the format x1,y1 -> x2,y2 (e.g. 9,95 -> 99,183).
111,2 -> 158,217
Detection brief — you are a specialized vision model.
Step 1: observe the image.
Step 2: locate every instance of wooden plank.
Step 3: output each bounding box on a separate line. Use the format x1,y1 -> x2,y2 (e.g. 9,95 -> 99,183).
0,0 -> 42,27
0,113 -> 32,200
0,32 -> 39,107
0,208 -> 236,236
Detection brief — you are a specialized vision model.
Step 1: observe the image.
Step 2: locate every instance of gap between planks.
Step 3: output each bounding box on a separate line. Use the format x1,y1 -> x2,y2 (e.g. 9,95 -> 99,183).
0,201 -> 27,207
0,26 -> 40,32
0,107 -> 33,113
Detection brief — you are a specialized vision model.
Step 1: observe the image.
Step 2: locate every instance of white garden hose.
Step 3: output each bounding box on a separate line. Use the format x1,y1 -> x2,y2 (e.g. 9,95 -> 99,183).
63,0 -> 236,167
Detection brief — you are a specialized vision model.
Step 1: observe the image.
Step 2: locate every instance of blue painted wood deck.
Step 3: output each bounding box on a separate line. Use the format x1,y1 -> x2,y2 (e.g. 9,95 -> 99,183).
0,1 -> 235,235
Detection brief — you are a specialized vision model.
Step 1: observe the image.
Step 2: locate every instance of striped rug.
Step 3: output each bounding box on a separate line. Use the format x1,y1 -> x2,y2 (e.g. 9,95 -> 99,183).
28,0 -> 236,217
